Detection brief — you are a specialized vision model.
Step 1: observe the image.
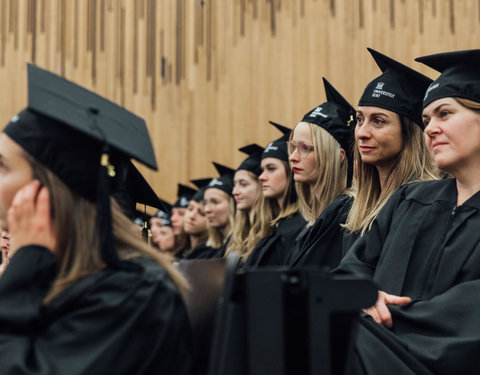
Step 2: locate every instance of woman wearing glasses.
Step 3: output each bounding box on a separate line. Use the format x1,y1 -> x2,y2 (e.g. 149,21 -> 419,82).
342,48 -> 438,249
244,123 -> 306,267
286,78 -> 356,269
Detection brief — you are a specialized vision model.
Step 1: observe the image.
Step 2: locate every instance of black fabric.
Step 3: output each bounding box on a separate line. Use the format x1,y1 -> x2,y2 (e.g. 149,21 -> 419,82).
0,246 -> 194,375
358,48 -> 433,126
206,163 -> 235,197
262,121 -> 291,163
288,194 -> 353,269
335,178 -> 480,374
416,49 -> 480,108
244,212 -> 307,267
174,184 -> 197,208
237,144 -> 263,176
191,178 -> 213,202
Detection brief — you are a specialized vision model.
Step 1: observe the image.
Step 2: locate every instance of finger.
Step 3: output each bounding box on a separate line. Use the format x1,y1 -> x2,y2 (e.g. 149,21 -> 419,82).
375,302 -> 393,328
363,307 -> 382,325
385,294 -> 411,306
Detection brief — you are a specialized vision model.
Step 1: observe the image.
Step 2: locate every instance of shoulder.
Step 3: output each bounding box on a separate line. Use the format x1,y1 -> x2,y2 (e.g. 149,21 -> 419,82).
399,178 -> 455,205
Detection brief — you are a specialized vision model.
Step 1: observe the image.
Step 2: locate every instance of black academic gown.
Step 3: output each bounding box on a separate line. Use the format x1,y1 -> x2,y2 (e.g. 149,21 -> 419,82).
244,212 -> 307,267
335,178 -> 480,374
0,245 -> 194,375
288,194 -> 353,269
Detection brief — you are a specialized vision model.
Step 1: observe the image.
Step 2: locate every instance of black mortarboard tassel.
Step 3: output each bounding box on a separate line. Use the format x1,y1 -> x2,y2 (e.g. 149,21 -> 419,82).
301,78 -> 355,187
262,121 -> 291,163
206,162 -> 235,196
358,48 -> 433,127
4,64 -> 158,269
415,49 -> 480,109
173,184 -> 197,208
237,144 -> 264,176
190,178 -> 213,202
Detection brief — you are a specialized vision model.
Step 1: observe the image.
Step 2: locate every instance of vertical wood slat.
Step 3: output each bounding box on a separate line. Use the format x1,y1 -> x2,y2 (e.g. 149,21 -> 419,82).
0,0 -> 479,201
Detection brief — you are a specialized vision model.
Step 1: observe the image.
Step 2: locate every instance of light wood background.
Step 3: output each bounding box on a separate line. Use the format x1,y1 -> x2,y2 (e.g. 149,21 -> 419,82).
0,0 -> 479,204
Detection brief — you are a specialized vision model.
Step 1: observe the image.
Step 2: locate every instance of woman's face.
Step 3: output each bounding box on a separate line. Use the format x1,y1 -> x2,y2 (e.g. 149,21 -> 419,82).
423,98 -> 480,174
0,134 -> 33,230
259,158 -> 288,200
184,200 -> 207,235
232,170 -> 259,211
355,106 -> 403,171
170,207 -> 187,235
203,188 -> 231,229
289,122 -> 317,185
150,219 -> 175,252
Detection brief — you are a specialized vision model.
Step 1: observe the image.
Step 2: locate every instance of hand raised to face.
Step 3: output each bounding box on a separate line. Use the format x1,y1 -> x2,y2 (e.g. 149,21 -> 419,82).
7,180 -> 56,258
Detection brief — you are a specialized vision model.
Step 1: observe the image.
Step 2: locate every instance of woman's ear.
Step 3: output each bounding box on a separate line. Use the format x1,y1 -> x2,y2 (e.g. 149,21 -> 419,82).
340,148 -> 346,163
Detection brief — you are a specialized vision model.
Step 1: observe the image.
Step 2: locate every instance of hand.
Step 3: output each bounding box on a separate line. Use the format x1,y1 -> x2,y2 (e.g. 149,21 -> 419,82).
363,290 -> 411,329
7,180 -> 56,258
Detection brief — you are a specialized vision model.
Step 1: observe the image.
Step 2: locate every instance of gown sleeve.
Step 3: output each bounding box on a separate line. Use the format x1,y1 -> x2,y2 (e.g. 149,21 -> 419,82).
334,186 -> 405,278
0,245 -> 194,375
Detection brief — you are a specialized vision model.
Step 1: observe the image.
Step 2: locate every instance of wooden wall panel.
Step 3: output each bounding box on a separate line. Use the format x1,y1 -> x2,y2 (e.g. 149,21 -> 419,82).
0,0 -> 479,204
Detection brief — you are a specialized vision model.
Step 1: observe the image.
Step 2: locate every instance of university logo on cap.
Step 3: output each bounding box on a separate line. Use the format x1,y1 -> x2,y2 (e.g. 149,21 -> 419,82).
375,82 -> 385,90
209,178 -> 223,187
309,106 -> 328,119
179,197 -> 189,207
264,142 -> 278,153
372,82 -> 395,99
424,83 -> 440,100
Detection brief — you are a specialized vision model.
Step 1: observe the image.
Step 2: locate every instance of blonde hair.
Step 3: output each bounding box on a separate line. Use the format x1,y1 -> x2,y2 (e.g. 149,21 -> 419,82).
455,97 -> 480,113
345,115 -> 438,235
205,191 -> 235,249
24,156 -> 188,304
225,173 -> 262,260
294,122 -> 349,224
247,160 -> 299,248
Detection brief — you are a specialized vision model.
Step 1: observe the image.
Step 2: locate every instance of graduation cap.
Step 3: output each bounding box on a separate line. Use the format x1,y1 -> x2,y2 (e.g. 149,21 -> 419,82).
262,121 -> 291,163
237,144 -> 264,177
4,64 -> 157,269
301,78 -> 355,186
206,162 -> 235,196
358,48 -> 433,126
173,184 -> 197,208
152,198 -> 173,227
415,49 -> 480,109
190,178 -> 213,202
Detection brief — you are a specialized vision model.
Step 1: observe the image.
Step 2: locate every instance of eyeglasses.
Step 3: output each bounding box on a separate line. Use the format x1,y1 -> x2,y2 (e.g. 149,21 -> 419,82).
287,141 -> 314,157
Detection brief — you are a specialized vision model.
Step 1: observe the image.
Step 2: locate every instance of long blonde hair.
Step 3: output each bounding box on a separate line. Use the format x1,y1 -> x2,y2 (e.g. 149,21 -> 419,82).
345,115 -> 438,235
247,160 -> 299,249
25,156 -> 188,304
205,191 -> 235,249
225,173 -> 262,260
294,123 -> 349,224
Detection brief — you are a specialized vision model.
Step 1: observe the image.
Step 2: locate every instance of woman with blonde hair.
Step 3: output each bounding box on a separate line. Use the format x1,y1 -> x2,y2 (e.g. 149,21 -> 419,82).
336,48 -> 480,375
226,144 -> 264,260
203,163 -> 236,257
244,122 -> 306,267
287,78 -> 356,268
343,48 -> 438,248
0,65 -> 193,374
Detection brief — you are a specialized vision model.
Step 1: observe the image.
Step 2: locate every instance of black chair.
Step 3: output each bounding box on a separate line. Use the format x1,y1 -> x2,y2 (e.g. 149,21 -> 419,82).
209,266 -> 377,375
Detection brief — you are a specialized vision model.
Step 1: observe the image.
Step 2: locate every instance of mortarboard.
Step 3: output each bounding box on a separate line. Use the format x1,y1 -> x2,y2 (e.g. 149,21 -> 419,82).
358,48 -> 433,127
190,178 -> 213,202
4,64 -> 157,268
152,198 -> 173,227
173,184 -> 197,208
301,78 -> 355,186
206,162 -> 235,196
237,144 -> 264,177
262,121 -> 291,163
415,49 -> 480,109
